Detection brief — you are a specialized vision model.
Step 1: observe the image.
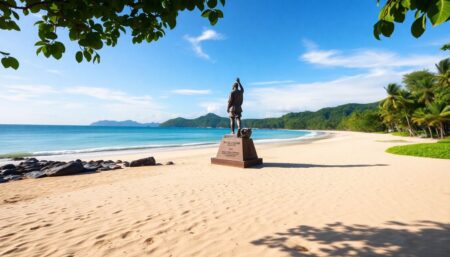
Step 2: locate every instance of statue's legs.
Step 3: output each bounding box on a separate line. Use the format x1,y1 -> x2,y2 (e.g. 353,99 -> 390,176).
236,117 -> 242,137
230,117 -> 235,134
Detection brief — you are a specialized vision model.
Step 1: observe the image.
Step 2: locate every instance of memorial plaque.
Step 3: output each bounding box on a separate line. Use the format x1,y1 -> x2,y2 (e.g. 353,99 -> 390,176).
211,135 -> 263,168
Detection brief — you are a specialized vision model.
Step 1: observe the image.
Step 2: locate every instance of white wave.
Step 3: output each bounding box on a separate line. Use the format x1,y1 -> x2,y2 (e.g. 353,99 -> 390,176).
254,131 -> 324,144
26,131 -> 324,157
31,142 -> 215,156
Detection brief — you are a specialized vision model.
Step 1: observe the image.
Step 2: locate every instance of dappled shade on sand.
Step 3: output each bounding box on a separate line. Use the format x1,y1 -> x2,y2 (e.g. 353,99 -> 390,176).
252,221 -> 450,257
255,163 -> 388,169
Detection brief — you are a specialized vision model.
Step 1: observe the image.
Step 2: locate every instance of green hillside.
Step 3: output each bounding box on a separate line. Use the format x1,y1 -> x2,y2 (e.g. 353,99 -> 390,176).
160,102 -> 384,132
161,113 -> 229,128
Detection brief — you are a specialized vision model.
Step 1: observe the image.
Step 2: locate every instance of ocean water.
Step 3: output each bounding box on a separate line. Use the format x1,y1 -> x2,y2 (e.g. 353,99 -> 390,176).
0,125 -> 315,157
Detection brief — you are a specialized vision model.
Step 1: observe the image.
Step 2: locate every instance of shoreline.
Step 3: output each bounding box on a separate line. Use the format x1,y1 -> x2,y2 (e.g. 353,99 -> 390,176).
0,130 -> 328,164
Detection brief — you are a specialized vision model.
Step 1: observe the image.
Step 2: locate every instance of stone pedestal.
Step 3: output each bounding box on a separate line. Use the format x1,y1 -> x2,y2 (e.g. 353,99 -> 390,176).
211,135 -> 263,168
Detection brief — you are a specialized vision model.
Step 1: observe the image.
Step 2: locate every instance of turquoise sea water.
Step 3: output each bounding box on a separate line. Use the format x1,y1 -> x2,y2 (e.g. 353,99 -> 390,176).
0,125 -> 315,157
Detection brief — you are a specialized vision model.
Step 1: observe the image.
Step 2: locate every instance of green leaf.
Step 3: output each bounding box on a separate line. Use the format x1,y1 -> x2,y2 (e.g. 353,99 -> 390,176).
207,0 -> 218,8
41,45 -> 49,57
12,10 -> 19,20
167,16 -> 177,29
220,0 -> 226,6
441,43 -> 450,51
47,32 -> 57,40
201,10 -> 211,17
414,10 -> 421,19
1,57 -> 19,69
195,1 -> 205,11
83,50 -> 92,62
379,5 -> 394,22
75,51 -> 83,63
52,50 -> 62,60
55,42 -> 65,51
427,0 -> 450,26
93,24 -> 103,32
36,46 -> 43,55
373,22 -> 381,40
10,21 -> 20,31
93,54 -> 101,64
393,5 -> 407,22
208,11 -> 219,25
69,29 -> 78,41
401,0 -> 411,8
1,57 -> 10,68
216,9 -> 224,18
34,41 -> 47,46
380,20 -> 394,37
411,15 -> 426,38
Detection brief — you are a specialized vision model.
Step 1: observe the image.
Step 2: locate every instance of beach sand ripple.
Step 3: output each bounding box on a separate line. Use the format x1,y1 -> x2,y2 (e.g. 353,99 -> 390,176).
0,131 -> 449,256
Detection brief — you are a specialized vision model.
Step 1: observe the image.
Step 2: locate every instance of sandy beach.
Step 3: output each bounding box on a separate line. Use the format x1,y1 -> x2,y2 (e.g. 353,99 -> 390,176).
1,131 -> 449,257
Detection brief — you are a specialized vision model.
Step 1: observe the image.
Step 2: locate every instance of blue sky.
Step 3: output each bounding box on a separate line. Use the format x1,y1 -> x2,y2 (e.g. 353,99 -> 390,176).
0,0 -> 448,125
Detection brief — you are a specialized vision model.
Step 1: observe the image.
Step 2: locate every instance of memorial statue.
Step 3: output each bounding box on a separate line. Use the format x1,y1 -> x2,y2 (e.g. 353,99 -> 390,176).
211,77 -> 262,168
227,78 -> 244,135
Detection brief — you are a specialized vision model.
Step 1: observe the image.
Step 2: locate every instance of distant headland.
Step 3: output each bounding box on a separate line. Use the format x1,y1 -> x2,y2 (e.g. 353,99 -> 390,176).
90,120 -> 160,127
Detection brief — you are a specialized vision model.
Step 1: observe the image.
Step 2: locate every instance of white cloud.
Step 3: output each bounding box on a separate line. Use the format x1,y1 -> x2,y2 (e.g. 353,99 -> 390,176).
0,84 -> 57,101
66,86 -> 154,106
250,80 -> 295,86
301,48 -> 441,70
302,38 -> 318,50
0,84 -> 170,124
0,74 -> 28,81
242,44 -> 446,118
184,29 -> 224,60
199,101 -> 226,114
246,70 -> 400,117
46,69 -> 63,75
171,89 -> 211,95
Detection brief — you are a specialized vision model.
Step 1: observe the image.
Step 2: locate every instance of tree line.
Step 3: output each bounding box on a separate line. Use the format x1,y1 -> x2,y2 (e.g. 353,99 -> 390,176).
380,58 -> 450,138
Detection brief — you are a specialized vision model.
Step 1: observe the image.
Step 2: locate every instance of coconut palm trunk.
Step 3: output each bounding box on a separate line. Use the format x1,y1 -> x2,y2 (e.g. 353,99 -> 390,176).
439,122 -> 445,138
428,126 -> 433,138
404,114 -> 414,136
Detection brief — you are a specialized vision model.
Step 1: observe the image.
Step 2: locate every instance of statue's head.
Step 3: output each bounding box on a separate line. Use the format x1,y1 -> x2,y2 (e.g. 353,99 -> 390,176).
232,83 -> 238,91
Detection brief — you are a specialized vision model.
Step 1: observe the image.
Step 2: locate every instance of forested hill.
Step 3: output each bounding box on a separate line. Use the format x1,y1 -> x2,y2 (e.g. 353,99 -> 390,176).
160,102 -> 384,131
160,113 -> 229,128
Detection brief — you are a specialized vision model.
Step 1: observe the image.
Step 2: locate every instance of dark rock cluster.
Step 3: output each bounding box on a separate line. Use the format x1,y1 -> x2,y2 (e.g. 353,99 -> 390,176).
0,156 -> 172,183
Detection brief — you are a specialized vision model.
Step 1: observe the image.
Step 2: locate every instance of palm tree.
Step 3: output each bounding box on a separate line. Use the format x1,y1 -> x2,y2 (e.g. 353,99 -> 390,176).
426,102 -> 450,139
398,89 -> 416,136
379,107 -> 396,131
435,58 -> 450,88
413,76 -> 435,104
403,70 -> 435,92
380,84 -> 416,136
412,108 -> 434,138
380,83 -> 401,110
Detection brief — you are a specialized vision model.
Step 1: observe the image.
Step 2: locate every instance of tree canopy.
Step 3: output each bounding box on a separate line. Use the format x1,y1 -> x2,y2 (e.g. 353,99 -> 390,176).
374,0 -> 450,39
380,58 -> 450,138
0,0 -> 225,69
1,0 -> 448,69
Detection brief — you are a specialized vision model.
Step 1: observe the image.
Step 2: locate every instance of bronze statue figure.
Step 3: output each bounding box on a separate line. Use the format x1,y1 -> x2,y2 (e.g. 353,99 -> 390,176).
212,77 -> 262,168
227,78 -> 244,135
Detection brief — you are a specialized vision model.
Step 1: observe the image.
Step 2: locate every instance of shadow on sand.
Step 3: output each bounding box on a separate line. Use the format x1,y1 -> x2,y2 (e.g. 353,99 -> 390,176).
254,163 -> 388,169
251,221 -> 450,257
